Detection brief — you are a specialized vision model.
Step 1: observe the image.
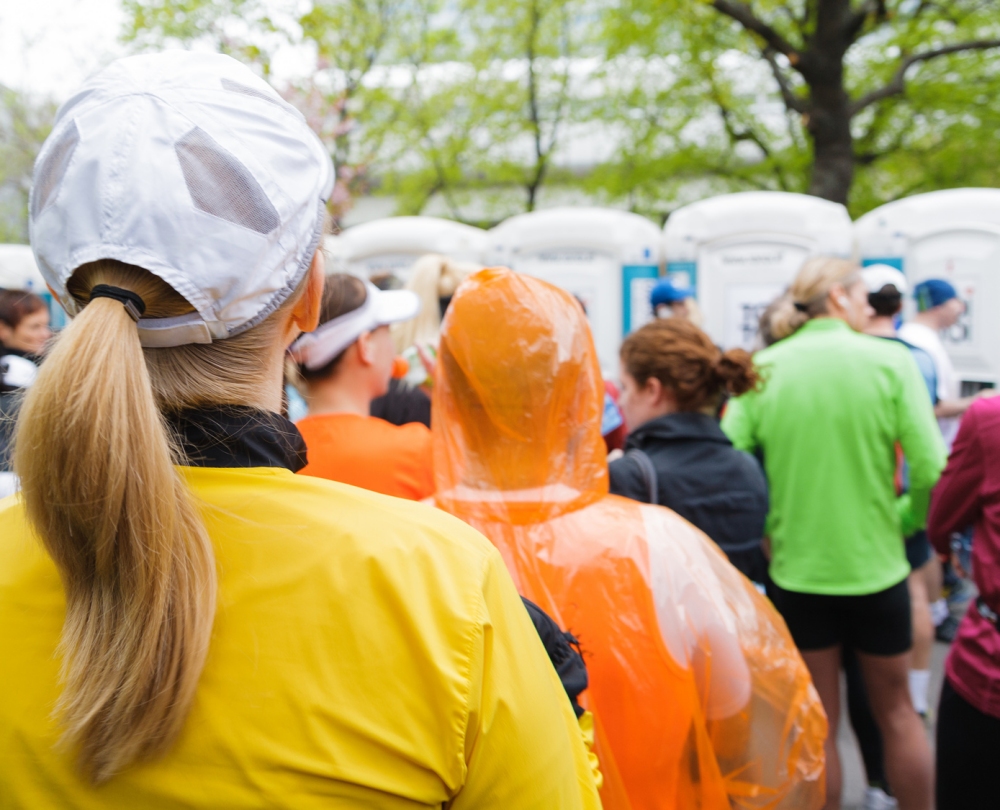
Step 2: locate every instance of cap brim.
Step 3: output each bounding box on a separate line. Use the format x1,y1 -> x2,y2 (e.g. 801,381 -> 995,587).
656,291 -> 693,304
861,265 -> 907,295
373,289 -> 420,326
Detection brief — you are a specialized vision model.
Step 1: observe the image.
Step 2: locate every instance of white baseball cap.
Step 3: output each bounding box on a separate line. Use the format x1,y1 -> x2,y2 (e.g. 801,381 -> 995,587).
861,264 -> 908,295
290,281 -> 420,371
29,51 -> 334,347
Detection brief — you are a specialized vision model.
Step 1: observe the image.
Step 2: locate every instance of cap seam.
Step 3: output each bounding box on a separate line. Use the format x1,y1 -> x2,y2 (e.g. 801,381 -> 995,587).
226,198 -> 326,338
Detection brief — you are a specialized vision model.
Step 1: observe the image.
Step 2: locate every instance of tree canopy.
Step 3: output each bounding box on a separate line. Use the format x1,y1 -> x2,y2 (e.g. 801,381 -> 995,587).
609,0 -> 1000,213
114,0 -> 1000,223
0,87 -> 56,242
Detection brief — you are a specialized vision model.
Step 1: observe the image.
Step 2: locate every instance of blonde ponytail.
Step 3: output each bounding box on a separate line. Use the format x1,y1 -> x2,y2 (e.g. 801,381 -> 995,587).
15,259 -> 309,782
13,258 -> 289,784
767,296 -> 810,342
770,257 -> 860,341
392,254 -> 480,353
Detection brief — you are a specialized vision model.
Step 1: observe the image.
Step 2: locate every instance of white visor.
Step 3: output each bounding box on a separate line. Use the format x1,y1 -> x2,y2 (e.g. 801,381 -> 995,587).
290,281 -> 420,370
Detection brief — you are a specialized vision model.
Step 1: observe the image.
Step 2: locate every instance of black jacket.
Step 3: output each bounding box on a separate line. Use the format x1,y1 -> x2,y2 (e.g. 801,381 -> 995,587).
609,412 -> 768,561
0,347 -> 41,473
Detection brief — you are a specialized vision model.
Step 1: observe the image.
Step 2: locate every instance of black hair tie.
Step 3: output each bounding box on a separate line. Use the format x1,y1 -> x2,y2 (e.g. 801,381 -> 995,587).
793,301 -> 809,313
89,284 -> 146,322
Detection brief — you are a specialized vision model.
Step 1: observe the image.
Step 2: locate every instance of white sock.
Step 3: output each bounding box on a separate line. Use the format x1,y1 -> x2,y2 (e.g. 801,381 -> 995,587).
909,669 -> 931,715
931,598 -> 949,626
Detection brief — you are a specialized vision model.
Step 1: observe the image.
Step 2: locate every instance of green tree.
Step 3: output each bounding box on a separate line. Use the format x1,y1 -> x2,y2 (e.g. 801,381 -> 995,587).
124,0 -> 451,220
0,87 -> 57,243
603,0 -> 1000,214
124,0 -> 596,224
377,0 -> 597,222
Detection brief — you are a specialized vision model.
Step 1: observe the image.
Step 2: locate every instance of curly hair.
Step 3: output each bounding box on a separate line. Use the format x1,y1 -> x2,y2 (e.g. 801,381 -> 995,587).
620,318 -> 760,411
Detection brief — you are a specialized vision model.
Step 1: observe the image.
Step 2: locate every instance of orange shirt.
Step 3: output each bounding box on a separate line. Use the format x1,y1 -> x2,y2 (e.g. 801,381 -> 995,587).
297,412 -> 434,500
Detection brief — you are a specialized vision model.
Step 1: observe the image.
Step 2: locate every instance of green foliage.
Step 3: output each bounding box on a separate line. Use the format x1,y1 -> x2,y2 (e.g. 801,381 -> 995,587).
122,0 -> 1000,222
606,0 -> 1000,215
849,47 -> 1000,214
123,0 -> 281,71
124,0 -> 601,223
0,87 -> 57,243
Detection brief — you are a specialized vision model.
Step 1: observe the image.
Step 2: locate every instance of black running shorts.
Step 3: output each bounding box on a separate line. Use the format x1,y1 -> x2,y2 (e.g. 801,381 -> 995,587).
769,578 -> 912,655
905,530 -> 933,572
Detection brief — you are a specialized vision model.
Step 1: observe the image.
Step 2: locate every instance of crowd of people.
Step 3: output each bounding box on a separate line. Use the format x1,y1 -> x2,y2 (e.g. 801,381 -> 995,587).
1,49 -> 998,810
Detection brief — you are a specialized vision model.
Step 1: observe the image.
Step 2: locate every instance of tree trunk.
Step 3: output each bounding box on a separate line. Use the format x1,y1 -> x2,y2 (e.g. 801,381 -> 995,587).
803,0 -> 855,206
806,82 -> 854,205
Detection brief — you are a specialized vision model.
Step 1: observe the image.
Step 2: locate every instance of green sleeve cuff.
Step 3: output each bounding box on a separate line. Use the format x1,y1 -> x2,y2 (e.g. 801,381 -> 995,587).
898,489 -> 931,537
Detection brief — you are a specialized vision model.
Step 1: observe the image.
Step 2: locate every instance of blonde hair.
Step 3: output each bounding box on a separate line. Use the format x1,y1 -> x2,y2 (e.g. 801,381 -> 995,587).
683,296 -> 704,328
392,254 -> 480,352
13,259 -> 306,783
769,257 -> 861,341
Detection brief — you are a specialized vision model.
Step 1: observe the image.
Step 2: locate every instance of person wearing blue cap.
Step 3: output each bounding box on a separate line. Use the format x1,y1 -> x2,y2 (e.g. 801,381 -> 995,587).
650,277 -> 702,324
899,279 -> 994,450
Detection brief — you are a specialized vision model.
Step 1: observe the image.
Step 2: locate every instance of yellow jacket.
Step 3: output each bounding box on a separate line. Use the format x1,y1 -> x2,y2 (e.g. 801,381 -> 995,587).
0,466 -> 601,808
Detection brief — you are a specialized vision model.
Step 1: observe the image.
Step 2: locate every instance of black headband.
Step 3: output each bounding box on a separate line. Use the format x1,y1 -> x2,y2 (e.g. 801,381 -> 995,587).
793,301 -> 809,313
89,284 -> 146,322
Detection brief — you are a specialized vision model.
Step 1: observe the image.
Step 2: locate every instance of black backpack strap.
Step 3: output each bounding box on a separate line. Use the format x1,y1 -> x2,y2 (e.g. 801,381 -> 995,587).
625,448 -> 658,505
521,597 -> 588,718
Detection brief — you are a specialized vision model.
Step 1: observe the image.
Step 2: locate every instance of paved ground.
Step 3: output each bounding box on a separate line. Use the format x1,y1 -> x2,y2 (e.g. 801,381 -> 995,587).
839,641 -> 948,809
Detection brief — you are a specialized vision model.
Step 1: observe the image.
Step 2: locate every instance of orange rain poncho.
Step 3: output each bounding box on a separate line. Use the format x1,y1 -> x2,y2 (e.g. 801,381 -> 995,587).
432,268 -> 826,810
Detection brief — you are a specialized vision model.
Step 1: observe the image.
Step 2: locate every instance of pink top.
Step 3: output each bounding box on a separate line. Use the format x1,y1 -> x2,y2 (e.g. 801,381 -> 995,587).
928,397 -> 1000,719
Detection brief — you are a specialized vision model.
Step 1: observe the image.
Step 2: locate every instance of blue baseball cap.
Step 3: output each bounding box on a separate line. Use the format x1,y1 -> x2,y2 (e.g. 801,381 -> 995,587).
650,278 -> 694,309
914,279 -> 958,312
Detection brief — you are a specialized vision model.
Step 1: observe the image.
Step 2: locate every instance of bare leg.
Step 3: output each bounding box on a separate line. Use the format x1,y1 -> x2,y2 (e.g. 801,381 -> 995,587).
858,650 -> 933,810
802,646 -> 842,810
908,571 -> 933,670
922,555 -> 943,604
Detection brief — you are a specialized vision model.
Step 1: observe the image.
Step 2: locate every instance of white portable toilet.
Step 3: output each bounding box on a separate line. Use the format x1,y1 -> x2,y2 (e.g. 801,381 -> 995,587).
488,207 -> 662,373
856,188 -> 1000,389
331,217 -> 488,286
0,244 -> 69,329
663,192 -> 853,350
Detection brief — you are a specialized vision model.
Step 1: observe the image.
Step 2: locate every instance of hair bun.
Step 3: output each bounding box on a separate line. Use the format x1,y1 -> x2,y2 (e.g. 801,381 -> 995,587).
714,348 -> 760,397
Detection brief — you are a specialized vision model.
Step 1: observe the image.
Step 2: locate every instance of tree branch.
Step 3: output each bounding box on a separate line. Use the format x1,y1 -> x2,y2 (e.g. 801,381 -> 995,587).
761,47 -> 808,113
844,0 -> 887,42
850,38 -> 1000,116
710,1 -> 797,56
710,85 -> 790,191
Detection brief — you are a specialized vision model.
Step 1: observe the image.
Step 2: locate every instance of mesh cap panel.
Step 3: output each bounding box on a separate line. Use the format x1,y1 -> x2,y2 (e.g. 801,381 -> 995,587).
176,126 -> 280,234
31,121 -> 80,218
221,77 -> 287,109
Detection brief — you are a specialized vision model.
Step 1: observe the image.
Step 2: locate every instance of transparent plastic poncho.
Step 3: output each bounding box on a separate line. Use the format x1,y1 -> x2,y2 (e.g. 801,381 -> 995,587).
432,268 -> 826,809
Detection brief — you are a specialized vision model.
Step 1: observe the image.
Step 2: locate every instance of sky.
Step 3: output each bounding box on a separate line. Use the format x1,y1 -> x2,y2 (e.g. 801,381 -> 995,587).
0,0 -> 321,101
0,0 -> 127,99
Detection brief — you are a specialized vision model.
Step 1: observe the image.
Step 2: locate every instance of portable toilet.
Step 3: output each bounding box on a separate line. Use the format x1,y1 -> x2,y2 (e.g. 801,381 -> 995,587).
488,207 -> 662,373
856,188 -> 1000,390
663,192 -> 854,350
331,217 -> 488,286
0,244 -> 69,329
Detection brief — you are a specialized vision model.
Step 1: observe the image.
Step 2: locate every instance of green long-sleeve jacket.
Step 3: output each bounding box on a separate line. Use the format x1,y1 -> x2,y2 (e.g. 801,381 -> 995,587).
722,318 -> 947,596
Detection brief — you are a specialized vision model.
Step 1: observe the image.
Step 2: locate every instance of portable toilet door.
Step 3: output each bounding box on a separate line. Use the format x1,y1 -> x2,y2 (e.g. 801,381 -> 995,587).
0,244 -> 69,330
663,192 -> 854,350
856,188 -> 1000,390
332,217 -> 488,286
488,207 -> 662,373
